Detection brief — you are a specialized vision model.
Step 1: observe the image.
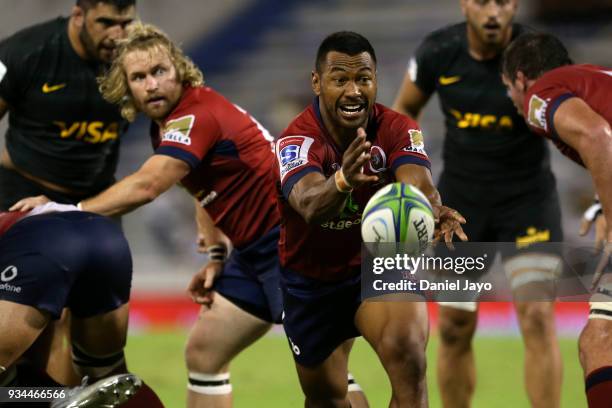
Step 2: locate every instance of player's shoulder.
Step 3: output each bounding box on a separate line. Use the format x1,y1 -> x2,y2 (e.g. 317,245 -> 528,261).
374,103 -> 419,133
280,104 -> 322,140
0,17 -> 66,57
418,23 -> 465,55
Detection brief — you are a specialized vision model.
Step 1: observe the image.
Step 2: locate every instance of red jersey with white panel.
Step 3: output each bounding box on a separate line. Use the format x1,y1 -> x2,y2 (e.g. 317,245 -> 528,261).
523,64 -> 612,167
0,211 -> 28,237
275,99 -> 431,281
151,86 -> 279,248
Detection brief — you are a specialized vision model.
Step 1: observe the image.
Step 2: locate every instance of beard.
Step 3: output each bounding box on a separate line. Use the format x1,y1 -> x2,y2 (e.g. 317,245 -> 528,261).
79,25 -> 103,62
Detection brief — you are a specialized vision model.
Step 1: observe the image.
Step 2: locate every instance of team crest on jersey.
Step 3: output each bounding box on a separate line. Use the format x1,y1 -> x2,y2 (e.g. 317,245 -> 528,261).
276,136 -> 314,182
163,115 -> 195,145
368,146 -> 387,173
402,129 -> 427,155
527,95 -> 548,131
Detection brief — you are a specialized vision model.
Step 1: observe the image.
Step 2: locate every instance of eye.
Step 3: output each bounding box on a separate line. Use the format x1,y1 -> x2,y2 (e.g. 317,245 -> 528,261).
153,67 -> 166,76
359,76 -> 372,84
130,73 -> 145,82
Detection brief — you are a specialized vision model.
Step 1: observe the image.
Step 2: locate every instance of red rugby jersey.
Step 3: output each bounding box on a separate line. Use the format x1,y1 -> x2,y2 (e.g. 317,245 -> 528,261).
275,99 -> 430,281
151,86 -> 279,248
523,64 -> 612,166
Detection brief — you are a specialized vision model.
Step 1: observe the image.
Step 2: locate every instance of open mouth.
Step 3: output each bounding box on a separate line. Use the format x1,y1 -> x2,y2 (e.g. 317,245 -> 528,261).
483,22 -> 501,31
339,103 -> 367,118
146,96 -> 166,106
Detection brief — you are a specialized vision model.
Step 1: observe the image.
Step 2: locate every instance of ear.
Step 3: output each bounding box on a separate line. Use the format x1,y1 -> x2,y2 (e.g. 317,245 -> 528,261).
311,71 -> 321,96
71,5 -> 85,28
516,71 -> 527,92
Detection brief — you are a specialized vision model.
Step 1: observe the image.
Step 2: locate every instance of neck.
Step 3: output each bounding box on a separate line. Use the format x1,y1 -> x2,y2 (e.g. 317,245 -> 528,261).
67,16 -> 89,60
466,25 -> 513,61
318,97 -> 366,151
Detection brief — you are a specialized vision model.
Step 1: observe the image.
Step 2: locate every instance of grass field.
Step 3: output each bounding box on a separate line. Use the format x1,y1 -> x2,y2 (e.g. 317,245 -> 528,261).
126,329 -> 587,407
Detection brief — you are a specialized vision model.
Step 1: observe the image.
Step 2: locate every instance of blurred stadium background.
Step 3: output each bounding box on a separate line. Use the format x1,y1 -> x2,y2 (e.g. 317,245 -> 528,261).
1,1 -> 611,406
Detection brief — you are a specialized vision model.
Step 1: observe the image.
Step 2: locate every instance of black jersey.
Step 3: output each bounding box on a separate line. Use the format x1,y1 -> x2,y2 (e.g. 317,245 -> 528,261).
411,23 -> 553,191
0,17 -> 127,193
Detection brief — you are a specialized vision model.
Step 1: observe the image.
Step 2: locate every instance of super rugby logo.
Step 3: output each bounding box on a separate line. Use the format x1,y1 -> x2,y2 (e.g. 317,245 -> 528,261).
163,115 -> 195,145
276,136 -> 315,182
527,95 -> 548,131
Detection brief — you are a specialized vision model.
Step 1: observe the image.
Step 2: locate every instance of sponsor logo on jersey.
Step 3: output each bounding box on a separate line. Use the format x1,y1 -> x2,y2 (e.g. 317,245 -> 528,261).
368,146 -> 387,173
1,265 -> 17,282
0,60 -> 6,84
0,265 -> 21,293
527,95 -> 548,131
53,121 -> 119,143
402,129 -> 427,155
276,136 -> 315,182
516,227 -> 550,249
449,109 -> 513,130
439,75 -> 461,86
42,82 -> 67,93
163,115 -> 195,145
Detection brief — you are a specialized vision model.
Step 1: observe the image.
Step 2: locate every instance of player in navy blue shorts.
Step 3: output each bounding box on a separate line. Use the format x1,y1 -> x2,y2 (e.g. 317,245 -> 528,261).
13,23 -> 369,407
275,31 -> 466,406
0,208 -> 163,407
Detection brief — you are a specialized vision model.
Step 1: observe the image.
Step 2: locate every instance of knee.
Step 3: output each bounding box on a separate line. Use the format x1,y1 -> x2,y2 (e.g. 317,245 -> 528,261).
439,310 -> 476,350
377,331 -> 427,380
184,333 -> 216,372
516,302 -> 556,340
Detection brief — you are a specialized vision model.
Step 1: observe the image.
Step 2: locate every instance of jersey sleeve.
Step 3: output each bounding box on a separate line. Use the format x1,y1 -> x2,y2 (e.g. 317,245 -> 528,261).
385,116 -> 431,171
409,36 -> 439,96
0,35 -> 33,105
275,135 -> 324,200
155,107 -> 221,169
523,78 -> 574,139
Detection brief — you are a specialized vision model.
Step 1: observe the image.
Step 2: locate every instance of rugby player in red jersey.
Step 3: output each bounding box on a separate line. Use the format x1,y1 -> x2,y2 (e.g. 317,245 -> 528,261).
275,31 -> 466,407
0,207 -> 164,408
13,23 -> 369,408
502,32 -> 612,408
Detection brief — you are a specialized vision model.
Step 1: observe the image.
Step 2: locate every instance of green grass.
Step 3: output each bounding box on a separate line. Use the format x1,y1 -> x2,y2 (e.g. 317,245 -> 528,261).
126,330 -> 587,407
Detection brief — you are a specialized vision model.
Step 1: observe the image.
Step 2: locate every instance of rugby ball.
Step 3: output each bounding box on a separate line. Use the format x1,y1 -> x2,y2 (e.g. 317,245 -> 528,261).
361,183 -> 434,253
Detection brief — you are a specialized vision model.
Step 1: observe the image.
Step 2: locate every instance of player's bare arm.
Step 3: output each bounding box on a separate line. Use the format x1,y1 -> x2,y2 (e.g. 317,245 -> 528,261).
553,98 -> 612,242
0,97 -> 8,121
80,155 -> 190,216
288,127 -> 377,224
391,71 -> 430,119
395,163 -> 467,243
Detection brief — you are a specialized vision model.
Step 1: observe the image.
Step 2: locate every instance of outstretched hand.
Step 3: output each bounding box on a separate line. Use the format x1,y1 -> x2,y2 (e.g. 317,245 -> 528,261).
340,127 -> 378,189
433,205 -> 468,246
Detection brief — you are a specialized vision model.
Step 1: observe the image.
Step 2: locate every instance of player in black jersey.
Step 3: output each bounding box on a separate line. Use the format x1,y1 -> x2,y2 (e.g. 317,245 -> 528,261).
0,0 -> 135,210
393,1 -> 562,407
0,0 -> 136,387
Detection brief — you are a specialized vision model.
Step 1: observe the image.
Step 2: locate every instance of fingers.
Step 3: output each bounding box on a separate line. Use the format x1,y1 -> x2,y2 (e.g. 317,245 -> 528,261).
9,195 -> 50,212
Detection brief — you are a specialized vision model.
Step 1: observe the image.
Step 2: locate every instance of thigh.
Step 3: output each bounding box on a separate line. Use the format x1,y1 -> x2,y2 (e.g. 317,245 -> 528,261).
295,343 -> 351,404
71,303 -> 130,356
186,293 -> 271,370
0,300 -> 49,368
281,270 -> 361,368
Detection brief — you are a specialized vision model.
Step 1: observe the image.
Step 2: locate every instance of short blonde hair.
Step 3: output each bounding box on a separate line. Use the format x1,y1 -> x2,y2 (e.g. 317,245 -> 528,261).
99,22 -> 204,122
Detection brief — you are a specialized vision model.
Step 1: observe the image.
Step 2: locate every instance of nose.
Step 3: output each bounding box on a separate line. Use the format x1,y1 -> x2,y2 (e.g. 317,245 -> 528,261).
346,81 -> 362,97
108,24 -> 127,42
144,75 -> 158,92
484,1 -> 501,18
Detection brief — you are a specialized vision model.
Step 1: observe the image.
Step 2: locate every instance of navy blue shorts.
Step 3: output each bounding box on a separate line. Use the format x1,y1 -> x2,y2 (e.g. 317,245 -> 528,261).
214,226 -> 283,324
280,268 -> 362,367
0,212 -> 132,319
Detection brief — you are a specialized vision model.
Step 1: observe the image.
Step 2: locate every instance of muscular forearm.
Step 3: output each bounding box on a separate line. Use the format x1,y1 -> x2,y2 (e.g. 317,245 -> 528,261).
290,175 -> 349,224
80,172 -> 161,217
581,134 -> 612,240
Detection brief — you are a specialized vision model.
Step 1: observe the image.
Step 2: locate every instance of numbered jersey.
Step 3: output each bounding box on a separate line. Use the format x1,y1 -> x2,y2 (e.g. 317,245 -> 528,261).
0,17 -> 127,193
150,86 -> 279,248
275,99 -> 430,281
523,64 -> 612,166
